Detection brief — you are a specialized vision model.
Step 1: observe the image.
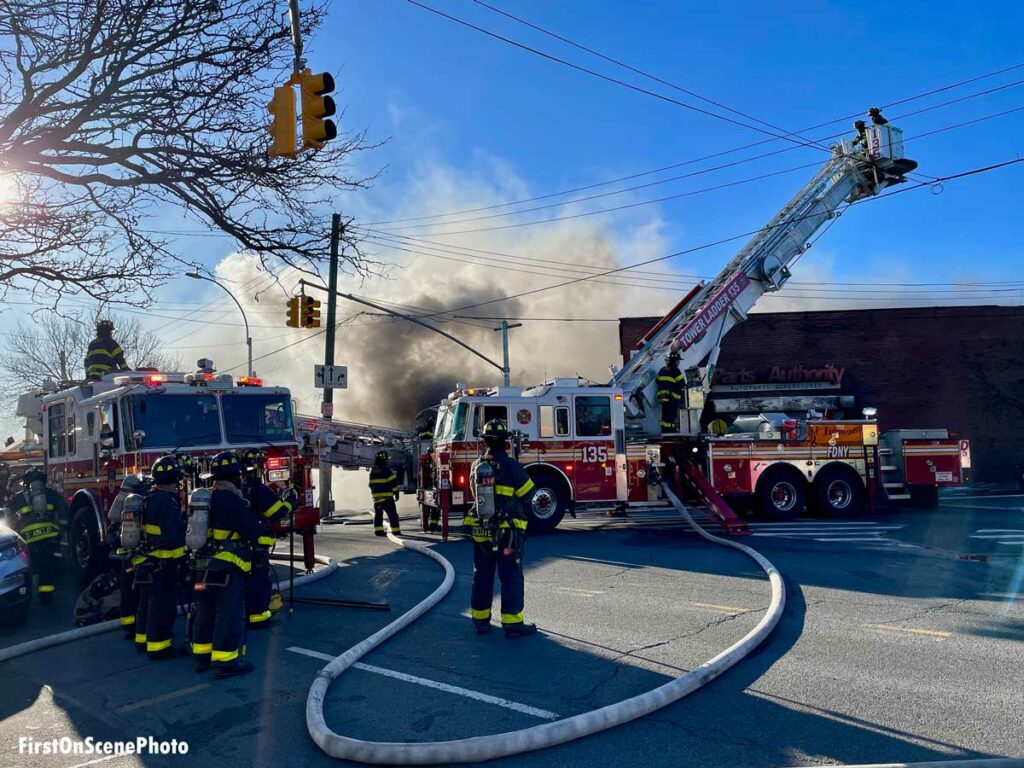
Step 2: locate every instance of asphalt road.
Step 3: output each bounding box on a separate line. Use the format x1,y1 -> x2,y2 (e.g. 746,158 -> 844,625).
1,494 -> 1021,768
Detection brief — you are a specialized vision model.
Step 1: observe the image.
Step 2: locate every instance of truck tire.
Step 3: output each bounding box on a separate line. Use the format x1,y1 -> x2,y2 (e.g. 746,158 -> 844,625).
812,465 -> 866,518
756,467 -> 806,520
524,470 -> 568,535
69,506 -> 103,585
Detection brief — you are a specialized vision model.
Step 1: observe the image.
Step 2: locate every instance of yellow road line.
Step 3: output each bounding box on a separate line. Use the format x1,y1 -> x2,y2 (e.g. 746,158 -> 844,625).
692,602 -> 751,614
863,624 -> 952,639
113,683 -> 210,714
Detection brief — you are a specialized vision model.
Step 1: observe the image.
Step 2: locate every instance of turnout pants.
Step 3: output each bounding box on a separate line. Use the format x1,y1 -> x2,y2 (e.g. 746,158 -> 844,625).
192,568 -> 247,669
246,549 -> 273,625
470,539 -> 525,626
28,539 -> 58,599
660,399 -> 680,432
373,500 -> 401,535
118,558 -> 140,636
141,560 -> 181,654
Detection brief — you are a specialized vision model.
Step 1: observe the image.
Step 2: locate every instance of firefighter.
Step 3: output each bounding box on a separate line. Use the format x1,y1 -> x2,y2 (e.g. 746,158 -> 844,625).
368,450 -> 401,537
191,451 -> 260,677
239,448 -> 293,627
9,469 -> 65,604
656,350 -> 685,433
85,319 -> 129,380
107,474 -> 148,640
463,419 -> 537,639
134,456 -> 187,659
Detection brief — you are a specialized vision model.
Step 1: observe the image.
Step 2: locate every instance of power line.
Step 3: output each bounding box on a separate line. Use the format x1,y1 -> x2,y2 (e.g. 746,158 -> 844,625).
470,0 -> 830,152
403,0 -> 832,152
366,62 -> 1024,226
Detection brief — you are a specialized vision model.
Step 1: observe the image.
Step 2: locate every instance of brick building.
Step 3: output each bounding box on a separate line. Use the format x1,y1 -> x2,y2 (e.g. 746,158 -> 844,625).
619,306 -> 1024,484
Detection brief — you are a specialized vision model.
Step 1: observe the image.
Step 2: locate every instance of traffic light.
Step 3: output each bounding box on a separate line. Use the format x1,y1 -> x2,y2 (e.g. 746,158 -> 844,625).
286,296 -> 300,327
298,70 -> 337,151
301,296 -> 322,328
267,85 -> 297,158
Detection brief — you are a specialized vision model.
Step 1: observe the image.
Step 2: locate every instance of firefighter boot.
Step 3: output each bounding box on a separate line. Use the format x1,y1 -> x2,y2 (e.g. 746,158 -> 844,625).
474,620 -> 492,635
504,623 -> 538,639
215,660 -> 254,679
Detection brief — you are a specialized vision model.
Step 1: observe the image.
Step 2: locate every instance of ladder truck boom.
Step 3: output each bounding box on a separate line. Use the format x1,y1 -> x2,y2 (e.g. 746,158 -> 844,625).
610,114 -> 917,436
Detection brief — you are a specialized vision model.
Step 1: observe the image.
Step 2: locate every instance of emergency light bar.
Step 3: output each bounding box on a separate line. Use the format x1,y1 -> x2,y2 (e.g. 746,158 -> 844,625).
237,376 -> 263,387
113,372 -> 186,386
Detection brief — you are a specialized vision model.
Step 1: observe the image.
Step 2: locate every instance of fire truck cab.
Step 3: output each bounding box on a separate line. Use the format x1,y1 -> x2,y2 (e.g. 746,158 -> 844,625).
421,380 -> 661,534
17,365 -> 319,581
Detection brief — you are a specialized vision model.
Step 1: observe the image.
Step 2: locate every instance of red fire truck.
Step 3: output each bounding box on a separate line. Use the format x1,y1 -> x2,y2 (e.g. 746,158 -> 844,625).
417,112 -> 970,534
16,363 -> 320,582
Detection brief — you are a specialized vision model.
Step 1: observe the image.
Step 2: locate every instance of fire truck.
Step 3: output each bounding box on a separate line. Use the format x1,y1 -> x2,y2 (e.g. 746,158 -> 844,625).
15,362 -> 321,582
419,112 -> 970,534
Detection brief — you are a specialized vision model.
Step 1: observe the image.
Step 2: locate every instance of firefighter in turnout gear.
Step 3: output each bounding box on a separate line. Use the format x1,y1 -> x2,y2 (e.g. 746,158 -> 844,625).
463,419 -> 537,639
134,456 -> 187,659
8,469 -> 66,604
239,448 -> 292,627
85,319 -> 129,380
369,450 -> 401,537
656,350 -> 685,433
107,474 -> 148,639
191,452 -> 260,677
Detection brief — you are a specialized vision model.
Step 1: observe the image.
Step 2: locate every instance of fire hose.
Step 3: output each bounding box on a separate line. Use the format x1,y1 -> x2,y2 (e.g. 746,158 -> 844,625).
306,484 -> 786,764
0,553 -> 338,664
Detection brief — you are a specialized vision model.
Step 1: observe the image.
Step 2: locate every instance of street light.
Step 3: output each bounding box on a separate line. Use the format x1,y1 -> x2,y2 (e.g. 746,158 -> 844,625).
185,271 -> 253,377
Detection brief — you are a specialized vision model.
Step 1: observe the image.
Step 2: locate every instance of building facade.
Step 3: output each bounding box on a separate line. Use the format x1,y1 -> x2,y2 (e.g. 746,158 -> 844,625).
619,306 -> 1024,484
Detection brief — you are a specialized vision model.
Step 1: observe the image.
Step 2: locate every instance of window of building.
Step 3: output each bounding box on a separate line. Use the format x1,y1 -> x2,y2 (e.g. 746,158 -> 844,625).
574,396 -> 611,437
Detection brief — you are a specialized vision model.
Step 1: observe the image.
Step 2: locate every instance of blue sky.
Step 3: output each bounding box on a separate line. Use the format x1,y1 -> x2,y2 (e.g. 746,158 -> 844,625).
4,0 -> 1024,433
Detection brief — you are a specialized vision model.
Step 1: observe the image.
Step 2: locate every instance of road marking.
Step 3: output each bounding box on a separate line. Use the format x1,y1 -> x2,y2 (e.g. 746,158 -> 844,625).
112,683 -> 210,715
287,647 -> 560,720
864,624 -> 952,639
813,537 -> 904,542
946,504 -> 1024,512
975,528 -> 1024,533
556,587 -> 603,596
67,755 -> 123,768
691,602 -> 750,614
747,521 -> 891,527
969,529 -> 1024,546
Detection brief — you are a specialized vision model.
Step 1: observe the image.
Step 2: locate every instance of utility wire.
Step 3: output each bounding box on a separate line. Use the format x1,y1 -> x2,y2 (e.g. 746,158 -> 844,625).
471,0 -> 830,152
367,62 -> 1024,226
403,0 -> 831,152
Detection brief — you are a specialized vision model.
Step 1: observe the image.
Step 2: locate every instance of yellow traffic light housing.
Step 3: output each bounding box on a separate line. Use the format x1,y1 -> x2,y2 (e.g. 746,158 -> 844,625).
299,70 -> 337,151
267,85 -> 297,158
286,296 -> 300,327
301,296 -> 322,328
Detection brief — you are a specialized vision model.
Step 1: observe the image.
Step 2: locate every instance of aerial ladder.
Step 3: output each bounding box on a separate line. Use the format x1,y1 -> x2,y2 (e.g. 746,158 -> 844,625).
610,111 -> 918,438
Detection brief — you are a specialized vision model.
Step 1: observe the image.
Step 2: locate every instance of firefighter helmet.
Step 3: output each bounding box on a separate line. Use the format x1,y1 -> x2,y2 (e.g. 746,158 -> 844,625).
240,448 -> 265,469
481,419 -> 509,447
666,349 -> 680,363
210,451 -> 243,481
22,468 -> 46,486
374,449 -> 389,465
96,319 -> 115,334
151,455 -> 182,484
176,453 -> 196,475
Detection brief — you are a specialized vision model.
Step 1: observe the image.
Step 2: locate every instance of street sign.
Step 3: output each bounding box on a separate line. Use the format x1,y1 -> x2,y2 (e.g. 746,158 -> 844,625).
314,364 -> 348,389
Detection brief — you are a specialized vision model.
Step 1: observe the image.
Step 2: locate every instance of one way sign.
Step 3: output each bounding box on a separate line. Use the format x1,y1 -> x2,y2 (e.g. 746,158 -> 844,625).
314,364 -> 348,389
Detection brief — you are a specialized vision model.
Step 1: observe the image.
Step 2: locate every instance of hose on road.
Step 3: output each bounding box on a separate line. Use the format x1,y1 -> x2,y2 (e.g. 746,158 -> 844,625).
0,554 -> 338,664
306,484 -> 786,764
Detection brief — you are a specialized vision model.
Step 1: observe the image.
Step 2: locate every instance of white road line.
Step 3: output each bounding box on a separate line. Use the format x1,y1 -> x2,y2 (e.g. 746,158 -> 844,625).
813,537 -> 904,542
747,520 -> 890,527
287,647 -> 560,720
752,526 -> 903,533
945,504 -> 1024,512
969,534 -> 1024,539
974,529 -> 1024,533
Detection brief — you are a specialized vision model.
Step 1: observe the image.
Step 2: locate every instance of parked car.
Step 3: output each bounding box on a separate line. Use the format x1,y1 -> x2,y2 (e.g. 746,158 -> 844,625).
0,520 -> 32,627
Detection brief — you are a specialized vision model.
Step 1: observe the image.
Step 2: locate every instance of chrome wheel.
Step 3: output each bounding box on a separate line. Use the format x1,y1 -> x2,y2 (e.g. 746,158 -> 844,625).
770,481 -> 798,513
530,488 -> 557,521
826,479 -> 853,510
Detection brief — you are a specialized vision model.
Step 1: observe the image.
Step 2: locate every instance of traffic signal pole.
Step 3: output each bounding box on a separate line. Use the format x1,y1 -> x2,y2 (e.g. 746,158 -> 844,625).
287,0 -> 306,74
318,214 -> 342,520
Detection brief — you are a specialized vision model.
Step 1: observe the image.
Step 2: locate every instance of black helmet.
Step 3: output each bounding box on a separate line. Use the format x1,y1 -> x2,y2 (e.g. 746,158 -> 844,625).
151,455 -> 182,484
176,453 -> 196,475
374,449 -> 389,465
210,451 -> 243,481
666,349 -> 680,363
481,419 -> 509,447
96,319 -> 115,334
22,468 -> 46,486
240,448 -> 265,469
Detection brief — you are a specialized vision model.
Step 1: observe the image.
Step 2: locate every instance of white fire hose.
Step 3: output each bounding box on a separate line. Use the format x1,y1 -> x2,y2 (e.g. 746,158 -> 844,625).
306,484 -> 786,764
0,554 -> 338,664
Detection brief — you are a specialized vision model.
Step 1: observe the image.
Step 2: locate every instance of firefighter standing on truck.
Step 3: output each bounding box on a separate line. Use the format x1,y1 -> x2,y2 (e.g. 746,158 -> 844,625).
85,319 -> 129,380
464,419 -> 537,639
191,452 -> 260,677
8,469 -> 66,604
656,350 -> 685,433
134,456 -> 187,659
368,450 -> 401,537
239,448 -> 293,627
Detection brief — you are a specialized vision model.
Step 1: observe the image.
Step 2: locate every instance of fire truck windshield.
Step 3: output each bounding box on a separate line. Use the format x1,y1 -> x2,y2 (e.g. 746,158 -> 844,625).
222,393 -> 294,444
437,402 -> 470,441
130,394 -> 221,448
